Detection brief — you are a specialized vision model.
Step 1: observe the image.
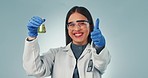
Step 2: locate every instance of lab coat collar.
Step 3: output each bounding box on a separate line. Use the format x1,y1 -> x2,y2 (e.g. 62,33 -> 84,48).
62,42 -> 92,59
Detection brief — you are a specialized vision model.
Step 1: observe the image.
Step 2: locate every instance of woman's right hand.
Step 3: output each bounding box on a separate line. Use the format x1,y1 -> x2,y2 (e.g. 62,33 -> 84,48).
27,16 -> 45,37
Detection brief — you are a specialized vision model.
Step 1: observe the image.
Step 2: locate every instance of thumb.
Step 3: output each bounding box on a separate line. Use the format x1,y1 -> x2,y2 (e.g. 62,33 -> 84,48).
94,18 -> 100,30
42,19 -> 46,22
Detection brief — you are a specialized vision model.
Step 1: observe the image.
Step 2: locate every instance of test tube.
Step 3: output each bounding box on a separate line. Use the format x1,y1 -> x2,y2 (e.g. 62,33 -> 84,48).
38,24 -> 46,33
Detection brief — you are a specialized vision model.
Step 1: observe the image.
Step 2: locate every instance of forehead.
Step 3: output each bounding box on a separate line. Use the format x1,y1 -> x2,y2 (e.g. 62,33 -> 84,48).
68,12 -> 87,22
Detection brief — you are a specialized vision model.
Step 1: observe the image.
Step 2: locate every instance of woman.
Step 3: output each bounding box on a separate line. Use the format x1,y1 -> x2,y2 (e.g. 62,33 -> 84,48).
23,6 -> 111,78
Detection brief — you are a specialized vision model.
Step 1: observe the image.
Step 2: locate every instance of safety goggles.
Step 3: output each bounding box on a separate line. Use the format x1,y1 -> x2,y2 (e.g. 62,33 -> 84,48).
67,20 -> 90,30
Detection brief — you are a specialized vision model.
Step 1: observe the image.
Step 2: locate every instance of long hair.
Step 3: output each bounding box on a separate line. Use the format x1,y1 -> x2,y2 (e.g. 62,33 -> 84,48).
65,6 -> 94,45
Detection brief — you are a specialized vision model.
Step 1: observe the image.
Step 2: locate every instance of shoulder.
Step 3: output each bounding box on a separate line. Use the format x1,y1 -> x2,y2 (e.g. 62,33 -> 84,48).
49,46 -> 65,53
42,43 -> 71,56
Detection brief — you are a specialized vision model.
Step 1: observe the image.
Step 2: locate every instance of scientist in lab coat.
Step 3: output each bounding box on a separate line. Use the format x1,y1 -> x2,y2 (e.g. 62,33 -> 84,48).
23,6 -> 111,78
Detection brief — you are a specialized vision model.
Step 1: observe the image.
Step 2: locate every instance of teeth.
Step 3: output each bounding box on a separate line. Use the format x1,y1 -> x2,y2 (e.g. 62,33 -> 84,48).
75,33 -> 82,36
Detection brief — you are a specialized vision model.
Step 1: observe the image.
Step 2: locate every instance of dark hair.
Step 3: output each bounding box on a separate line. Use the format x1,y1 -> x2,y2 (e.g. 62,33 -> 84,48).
65,6 -> 94,45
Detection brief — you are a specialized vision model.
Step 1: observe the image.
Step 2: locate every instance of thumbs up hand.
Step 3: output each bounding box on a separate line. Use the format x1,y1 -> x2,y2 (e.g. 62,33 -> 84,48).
91,18 -> 105,47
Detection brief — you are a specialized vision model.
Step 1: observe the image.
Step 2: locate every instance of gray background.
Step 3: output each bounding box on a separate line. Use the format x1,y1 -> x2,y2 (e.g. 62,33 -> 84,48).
0,0 -> 148,78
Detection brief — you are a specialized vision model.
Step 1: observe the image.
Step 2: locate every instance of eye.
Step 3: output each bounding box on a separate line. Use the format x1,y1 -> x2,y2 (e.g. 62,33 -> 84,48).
69,23 -> 75,27
79,22 -> 87,26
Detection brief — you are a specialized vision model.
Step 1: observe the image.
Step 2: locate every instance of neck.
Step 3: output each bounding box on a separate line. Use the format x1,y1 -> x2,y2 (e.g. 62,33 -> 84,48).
72,42 -> 88,46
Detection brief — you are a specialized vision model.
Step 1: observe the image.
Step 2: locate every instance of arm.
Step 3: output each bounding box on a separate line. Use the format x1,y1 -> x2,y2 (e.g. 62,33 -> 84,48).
91,18 -> 111,74
23,38 -> 54,77
93,46 -> 111,74
23,16 -> 56,77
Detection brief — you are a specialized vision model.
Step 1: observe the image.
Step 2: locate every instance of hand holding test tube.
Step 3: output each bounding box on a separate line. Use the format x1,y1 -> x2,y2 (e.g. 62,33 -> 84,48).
27,16 -> 46,37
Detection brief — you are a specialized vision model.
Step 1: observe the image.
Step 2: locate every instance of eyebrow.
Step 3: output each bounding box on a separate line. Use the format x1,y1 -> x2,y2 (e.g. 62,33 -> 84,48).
76,20 -> 89,22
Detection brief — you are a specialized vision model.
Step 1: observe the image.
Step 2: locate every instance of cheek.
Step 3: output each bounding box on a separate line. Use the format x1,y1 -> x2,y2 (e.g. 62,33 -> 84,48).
68,30 -> 72,37
85,28 -> 90,36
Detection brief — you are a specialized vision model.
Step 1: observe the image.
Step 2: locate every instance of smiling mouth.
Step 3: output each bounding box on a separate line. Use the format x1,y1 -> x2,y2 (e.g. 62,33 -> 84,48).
74,32 -> 83,38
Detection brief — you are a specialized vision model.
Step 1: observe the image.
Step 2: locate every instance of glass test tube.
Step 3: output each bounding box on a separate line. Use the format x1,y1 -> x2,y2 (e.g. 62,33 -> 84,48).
38,24 -> 46,33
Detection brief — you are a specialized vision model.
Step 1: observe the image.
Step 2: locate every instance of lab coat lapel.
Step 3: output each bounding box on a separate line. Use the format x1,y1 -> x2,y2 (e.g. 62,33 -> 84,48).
62,42 -> 75,58
79,43 -> 92,60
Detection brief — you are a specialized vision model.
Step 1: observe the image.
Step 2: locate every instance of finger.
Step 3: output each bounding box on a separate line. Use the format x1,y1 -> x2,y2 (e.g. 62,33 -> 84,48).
29,20 -> 41,27
91,34 -> 102,39
91,30 -> 101,35
94,42 -> 100,46
32,16 -> 45,24
94,18 -> 100,30
92,38 -> 101,42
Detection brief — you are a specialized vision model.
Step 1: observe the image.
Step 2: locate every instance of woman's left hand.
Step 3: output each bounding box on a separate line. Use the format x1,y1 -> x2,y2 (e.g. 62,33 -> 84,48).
91,18 -> 105,47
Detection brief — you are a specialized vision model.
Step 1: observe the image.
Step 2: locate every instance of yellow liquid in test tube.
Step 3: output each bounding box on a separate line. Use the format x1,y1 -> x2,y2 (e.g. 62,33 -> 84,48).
38,24 -> 46,33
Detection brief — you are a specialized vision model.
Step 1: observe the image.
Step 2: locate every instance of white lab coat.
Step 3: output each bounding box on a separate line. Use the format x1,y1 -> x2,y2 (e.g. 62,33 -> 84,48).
23,38 -> 111,78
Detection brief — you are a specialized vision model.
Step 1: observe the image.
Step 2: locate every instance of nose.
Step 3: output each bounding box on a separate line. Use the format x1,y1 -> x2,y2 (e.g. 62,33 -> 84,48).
73,24 -> 81,30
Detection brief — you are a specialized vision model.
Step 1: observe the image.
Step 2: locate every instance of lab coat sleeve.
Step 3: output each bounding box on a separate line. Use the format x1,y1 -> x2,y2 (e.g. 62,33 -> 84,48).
93,46 -> 111,74
23,38 -> 55,77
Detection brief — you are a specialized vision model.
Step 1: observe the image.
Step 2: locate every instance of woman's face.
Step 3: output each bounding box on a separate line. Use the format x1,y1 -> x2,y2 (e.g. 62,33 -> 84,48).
67,12 -> 90,45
